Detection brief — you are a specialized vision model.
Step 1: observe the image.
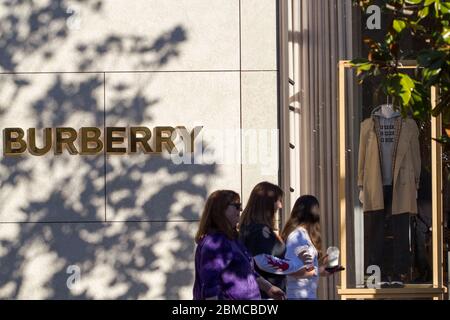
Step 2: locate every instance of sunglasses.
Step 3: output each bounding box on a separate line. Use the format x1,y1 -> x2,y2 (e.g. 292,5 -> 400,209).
229,202 -> 242,211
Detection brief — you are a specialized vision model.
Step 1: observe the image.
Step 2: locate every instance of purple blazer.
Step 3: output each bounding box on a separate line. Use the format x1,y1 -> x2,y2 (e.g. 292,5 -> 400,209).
193,232 -> 261,300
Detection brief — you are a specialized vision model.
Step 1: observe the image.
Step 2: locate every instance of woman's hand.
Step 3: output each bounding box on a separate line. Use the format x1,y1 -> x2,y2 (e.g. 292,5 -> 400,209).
256,277 -> 286,300
318,255 -> 331,277
319,265 -> 333,277
266,285 -> 286,300
319,265 -> 344,277
293,249 -> 315,278
318,254 -> 329,266
297,250 -> 313,265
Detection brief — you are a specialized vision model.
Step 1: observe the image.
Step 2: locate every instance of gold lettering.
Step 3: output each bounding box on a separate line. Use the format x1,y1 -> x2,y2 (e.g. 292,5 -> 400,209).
55,128 -> 79,155
129,127 -> 153,153
106,127 -> 126,154
80,127 -> 103,155
3,128 -> 27,156
176,126 -> 202,152
154,126 -> 177,154
27,128 -> 52,156
2,126 -> 200,156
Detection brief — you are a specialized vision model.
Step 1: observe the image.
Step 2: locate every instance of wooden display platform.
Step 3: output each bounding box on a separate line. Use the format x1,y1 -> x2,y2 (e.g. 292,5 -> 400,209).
338,285 -> 447,300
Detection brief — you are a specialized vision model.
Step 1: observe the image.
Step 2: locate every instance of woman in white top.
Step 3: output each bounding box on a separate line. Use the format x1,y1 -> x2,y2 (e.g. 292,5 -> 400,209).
281,195 -> 336,300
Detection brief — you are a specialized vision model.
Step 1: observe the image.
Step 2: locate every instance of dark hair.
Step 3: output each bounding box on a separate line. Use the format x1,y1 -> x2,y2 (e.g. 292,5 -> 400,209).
281,195 -> 322,253
239,181 -> 283,229
195,190 -> 240,244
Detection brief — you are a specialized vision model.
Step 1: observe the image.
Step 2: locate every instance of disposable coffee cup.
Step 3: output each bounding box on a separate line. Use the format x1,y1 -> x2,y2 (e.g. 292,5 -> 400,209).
326,246 -> 339,268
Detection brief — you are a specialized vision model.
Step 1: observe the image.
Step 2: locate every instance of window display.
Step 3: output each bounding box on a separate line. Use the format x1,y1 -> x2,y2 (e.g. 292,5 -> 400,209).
337,60 -> 446,299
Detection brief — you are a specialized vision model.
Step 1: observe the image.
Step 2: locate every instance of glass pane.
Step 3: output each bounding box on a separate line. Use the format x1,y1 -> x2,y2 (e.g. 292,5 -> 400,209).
344,67 -> 433,288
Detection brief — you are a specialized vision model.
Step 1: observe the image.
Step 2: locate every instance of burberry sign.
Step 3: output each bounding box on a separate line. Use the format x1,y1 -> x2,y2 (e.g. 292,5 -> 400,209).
2,126 -> 203,156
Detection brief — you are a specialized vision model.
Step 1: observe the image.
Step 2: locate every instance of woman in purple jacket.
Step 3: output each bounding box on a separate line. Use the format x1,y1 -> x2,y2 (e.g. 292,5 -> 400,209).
193,190 -> 285,300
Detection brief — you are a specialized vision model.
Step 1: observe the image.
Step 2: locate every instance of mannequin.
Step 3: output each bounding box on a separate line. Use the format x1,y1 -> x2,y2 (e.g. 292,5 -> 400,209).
379,103 -> 396,118
358,102 -> 421,287
359,103 -> 399,202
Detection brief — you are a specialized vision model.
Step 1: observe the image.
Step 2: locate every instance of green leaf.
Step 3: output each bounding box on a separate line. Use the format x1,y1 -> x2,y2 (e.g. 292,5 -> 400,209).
349,58 -> 369,66
354,62 -> 373,76
399,73 -> 415,105
358,63 -> 372,71
405,0 -> 422,4
443,27 -> 450,43
433,136 -> 450,146
393,19 -> 407,33
423,67 -> 442,85
424,68 -> 442,77
417,49 -> 446,67
442,2 -> 450,13
350,59 -> 373,76
435,1 -> 442,16
387,74 -> 415,106
408,81 -> 431,120
418,6 -> 429,18
424,0 -> 436,6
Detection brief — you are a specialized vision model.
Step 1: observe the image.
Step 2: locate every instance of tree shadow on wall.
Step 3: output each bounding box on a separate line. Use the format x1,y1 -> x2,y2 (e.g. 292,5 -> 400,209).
0,0 -> 217,299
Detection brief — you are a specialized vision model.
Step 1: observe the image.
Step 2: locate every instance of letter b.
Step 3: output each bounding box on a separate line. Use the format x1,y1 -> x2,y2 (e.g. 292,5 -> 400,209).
3,128 -> 27,156
80,127 -> 103,155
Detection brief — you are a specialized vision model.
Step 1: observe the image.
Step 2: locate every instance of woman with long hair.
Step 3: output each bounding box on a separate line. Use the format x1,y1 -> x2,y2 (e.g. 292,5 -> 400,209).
238,182 -> 287,298
281,195 -> 339,300
193,190 -> 285,300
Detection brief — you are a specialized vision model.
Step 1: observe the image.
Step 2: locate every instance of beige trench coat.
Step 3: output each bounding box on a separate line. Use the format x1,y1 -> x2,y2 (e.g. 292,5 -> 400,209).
357,117 -> 421,215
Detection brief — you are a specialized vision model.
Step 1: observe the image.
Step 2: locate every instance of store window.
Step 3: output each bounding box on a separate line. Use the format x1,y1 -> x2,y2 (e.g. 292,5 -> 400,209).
342,64 -> 435,288
337,1 -> 447,298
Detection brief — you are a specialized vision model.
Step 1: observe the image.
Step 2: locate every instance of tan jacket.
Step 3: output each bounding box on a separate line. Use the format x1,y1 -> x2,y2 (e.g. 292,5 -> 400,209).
358,117 -> 421,215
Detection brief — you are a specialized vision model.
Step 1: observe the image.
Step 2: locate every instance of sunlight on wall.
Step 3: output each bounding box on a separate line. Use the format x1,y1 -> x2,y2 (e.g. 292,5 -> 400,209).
0,0 -> 278,299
